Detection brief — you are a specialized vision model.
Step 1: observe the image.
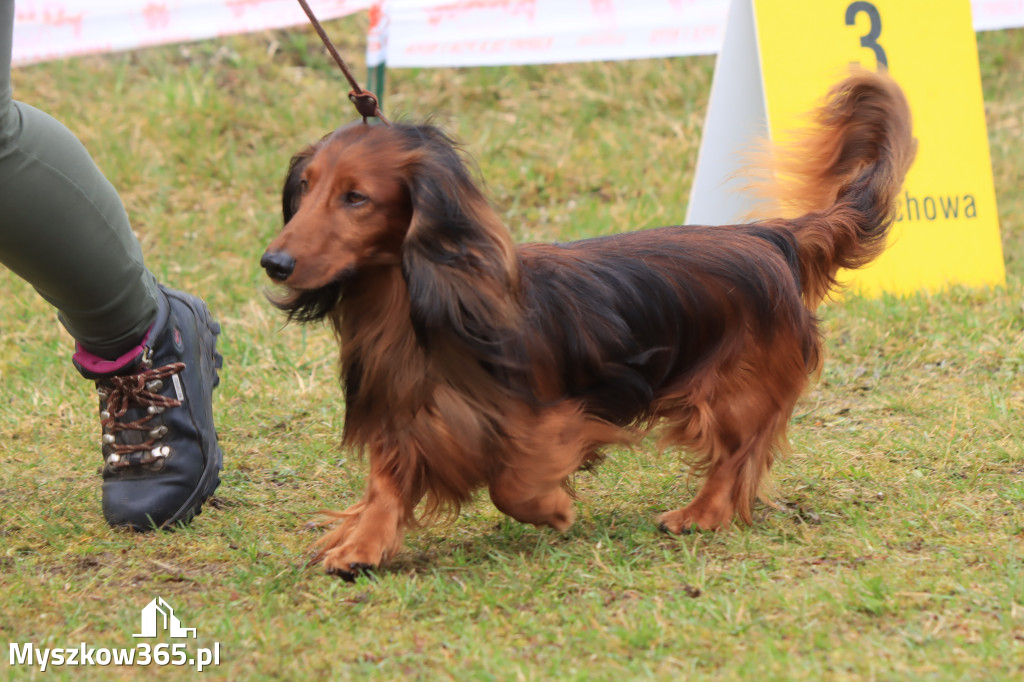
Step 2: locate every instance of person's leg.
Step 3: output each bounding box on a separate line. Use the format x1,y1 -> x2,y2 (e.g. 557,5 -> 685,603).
0,0 -> 223,529
0,3 -> 157,358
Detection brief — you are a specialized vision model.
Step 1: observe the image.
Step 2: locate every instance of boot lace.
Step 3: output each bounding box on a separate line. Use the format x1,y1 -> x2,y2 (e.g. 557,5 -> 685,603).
99,361 -> 185,469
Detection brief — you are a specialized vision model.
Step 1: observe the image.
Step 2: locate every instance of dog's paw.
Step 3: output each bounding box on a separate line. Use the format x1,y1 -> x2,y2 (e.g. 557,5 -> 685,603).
324,557 -> 377,582
311,503 -> 404,580
490,483 -> 577,531
321,546 -> 382,581
316,526 -> 398,581
540,502 -> 576,532
656,505 -> 731,535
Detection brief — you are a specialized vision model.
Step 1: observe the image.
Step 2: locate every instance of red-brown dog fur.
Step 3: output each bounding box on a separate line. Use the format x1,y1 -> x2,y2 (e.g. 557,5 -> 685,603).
261,68 -> 915,579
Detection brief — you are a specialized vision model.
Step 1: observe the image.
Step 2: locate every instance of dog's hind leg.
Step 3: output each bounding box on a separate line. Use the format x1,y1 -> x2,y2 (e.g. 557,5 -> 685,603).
656,342 -> 807,534
313,454 -> 414,580
656,419 -> 781,533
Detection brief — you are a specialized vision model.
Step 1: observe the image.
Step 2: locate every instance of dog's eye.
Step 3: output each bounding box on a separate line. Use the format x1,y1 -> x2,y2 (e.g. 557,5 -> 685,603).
344,190 -> 369,206
299,179 -> 309,195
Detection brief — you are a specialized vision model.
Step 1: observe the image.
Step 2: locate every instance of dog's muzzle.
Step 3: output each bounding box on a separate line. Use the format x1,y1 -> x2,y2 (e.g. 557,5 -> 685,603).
260,251 -> 296,282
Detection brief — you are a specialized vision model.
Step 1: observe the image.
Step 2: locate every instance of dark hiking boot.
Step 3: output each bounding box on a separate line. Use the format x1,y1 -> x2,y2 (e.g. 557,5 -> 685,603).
73,285 -> 224,530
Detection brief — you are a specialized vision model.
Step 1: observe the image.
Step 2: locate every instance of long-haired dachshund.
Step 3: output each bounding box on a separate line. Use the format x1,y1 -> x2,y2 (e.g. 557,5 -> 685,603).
261,68 -> 915,579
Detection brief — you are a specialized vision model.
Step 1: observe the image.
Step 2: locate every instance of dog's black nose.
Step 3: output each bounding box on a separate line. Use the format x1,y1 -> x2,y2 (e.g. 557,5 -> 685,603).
261,250 -> 296,282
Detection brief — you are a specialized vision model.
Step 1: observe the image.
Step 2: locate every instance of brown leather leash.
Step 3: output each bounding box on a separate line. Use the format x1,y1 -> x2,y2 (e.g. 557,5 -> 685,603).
296,0 -> 389,124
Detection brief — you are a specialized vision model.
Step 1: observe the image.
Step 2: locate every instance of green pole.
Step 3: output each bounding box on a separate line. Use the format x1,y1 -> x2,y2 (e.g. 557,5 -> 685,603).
367,62 -> 387,113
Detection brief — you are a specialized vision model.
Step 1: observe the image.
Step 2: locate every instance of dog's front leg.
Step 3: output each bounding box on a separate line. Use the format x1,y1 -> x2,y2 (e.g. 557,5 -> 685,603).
489,468 -> 576,531
313,453 -> 411,580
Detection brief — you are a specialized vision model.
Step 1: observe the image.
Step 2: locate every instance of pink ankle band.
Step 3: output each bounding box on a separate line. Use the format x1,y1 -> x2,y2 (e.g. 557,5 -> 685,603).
73,327 -> 152,375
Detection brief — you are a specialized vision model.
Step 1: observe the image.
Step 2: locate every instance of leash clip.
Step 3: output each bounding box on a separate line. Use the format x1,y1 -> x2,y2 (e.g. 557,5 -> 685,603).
348,90 -> 387,124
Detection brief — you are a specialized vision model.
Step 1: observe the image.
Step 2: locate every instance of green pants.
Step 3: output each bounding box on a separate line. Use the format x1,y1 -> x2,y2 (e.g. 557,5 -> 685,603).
0,0 -> 157,359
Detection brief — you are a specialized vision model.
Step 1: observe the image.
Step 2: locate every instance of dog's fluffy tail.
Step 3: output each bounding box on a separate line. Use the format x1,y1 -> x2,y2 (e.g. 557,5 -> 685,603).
764,68 -> 917,307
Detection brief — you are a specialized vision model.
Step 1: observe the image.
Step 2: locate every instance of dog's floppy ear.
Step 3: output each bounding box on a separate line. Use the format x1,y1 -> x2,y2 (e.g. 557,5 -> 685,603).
398,126 -> 520,362
281,142 -> 322,224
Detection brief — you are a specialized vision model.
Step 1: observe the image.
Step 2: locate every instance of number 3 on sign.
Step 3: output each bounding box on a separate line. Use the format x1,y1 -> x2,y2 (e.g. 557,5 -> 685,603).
845,1 -> 888,68
752,0 -> 1004,294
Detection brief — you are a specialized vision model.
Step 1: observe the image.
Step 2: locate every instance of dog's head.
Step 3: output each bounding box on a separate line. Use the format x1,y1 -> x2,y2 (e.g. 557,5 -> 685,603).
260,124 -> 409,317
262,121 -> 520,337
261,122 -> 517,325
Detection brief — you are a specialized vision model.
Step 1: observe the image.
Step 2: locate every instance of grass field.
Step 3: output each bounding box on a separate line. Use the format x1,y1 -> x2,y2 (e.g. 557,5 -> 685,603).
1,13 -> 1023,681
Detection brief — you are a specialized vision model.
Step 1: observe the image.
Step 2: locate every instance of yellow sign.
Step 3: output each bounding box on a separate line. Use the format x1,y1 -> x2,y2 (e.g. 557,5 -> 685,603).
687,0 -> 1004,296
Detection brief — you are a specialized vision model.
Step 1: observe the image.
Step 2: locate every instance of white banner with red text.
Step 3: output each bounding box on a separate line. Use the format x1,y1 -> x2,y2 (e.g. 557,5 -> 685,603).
12,0 -> 1024,68
12,0 -> 372,66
